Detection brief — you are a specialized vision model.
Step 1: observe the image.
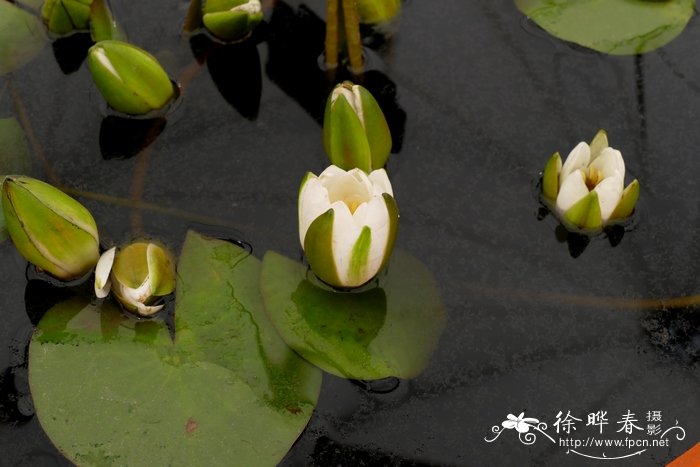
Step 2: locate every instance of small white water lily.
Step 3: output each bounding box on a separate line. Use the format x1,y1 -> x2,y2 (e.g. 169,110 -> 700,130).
94,242 -> 175,316
542,130 -> 640,230
298,165 -> 398,289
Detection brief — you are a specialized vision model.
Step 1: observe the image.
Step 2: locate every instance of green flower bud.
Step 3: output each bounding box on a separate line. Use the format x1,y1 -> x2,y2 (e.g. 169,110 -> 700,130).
202,0 -> 263,41
357,0 -> 401,24
41,0 -> 93,36
87,40 -> 175,115
323,81 -> 392,172
2,176 -> 99,281
94,242 -> 175,316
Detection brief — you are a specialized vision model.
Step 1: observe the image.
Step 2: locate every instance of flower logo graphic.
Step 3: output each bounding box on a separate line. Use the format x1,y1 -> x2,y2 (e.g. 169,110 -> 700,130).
502,412 -> 540,433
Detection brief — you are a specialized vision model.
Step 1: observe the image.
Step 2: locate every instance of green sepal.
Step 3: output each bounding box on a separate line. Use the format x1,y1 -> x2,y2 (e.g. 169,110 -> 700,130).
303,209 -> 341,287
610,179 -> 639,220
89,0 -> 125,42
379,193 -> 399,271
147,243 -> 176,296
323,94 -> 372,172
542,151 -> 562,201
16,176 -> 98,242
348,226 -> 372,285
202,9 -> 262,41
564,190 -> 602,230
112,243 -> 149,289
41,0 -> 92,35
357,86 -> 392,169
589,129 -> 608,158
41,0 -> 74,35
87,40 -> 174,115
2,176 -> 99,280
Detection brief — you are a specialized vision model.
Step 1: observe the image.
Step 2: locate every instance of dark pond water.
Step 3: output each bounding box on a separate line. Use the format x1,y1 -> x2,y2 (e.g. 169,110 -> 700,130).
1,0 -> 700,466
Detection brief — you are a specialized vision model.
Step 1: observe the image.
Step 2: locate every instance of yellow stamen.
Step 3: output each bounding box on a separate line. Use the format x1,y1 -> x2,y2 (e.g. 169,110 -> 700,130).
585,167 -> 603,190
344,194 -> 364,214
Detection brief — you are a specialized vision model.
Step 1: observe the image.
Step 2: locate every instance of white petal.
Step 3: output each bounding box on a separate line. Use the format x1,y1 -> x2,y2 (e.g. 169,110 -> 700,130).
94,247 -> 116,298
361,196 -> 391,279
589,147 -> 625,181
559,142 -> 591,188
323,168 -> 373,206
556,169 -> 589,214
134,302 -> 164,316
231,0 -> 261,14
299,176 -> 331,245
122,278 -> 154,304
351,200 -> 369,226
368,168 -> 394,197
594,174 -> 624,223
318,164 -> 347,180
330,201 -> 363,286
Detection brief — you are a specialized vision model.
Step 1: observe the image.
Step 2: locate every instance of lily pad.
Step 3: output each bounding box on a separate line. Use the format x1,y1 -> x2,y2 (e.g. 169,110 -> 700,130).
515,0 -> 695,55
29,231 -> 322,467
0,1 -> 48,76
260,250 -> 446,380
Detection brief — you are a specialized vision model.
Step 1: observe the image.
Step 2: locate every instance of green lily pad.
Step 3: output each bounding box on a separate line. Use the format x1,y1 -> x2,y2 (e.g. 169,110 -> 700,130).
515,0 -> 695,55
260,250 -> 446,380
29,231 -> 322,467
0,1 -> 48,76
0,117 -> 32,242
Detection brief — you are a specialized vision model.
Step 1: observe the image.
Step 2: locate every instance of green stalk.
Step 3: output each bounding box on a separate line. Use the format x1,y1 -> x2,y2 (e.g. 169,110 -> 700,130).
183,0 -> 203,33
341,0 -> 364,73
325,0 -> 339,69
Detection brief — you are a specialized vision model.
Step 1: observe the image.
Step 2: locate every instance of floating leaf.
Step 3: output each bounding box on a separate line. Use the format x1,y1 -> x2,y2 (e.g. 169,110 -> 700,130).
260,250 -> 446,380
515,0 -> 695,55
29,231 -> 321,467
0,1 -> 49,76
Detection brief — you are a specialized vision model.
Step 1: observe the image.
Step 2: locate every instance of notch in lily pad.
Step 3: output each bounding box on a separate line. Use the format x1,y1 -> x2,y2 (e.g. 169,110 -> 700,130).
260,249 -> 445,380
541,129 -> 639,232
87,40 -> 178,116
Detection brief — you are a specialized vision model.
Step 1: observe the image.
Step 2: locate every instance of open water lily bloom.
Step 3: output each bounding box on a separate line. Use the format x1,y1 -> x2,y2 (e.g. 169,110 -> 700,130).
542,130 -> 640,230
298,165 -> 398,289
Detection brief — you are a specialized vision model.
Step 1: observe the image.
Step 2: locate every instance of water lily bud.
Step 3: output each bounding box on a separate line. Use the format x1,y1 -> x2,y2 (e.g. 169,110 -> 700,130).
323,81 -> 392,172
298,165 -> 398,289
87,40 -> 175,115
541,130 -> 640,230
94,242 -> 175,316
357,0 -> 401,24
202,0 -> 263,41
2,176 -> 99,280
41,0 -> 93,36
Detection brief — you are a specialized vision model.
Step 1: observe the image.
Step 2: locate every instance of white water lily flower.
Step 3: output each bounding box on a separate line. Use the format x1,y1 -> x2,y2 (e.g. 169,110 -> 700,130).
298,165 -> 398,289
94,242 -> 175,316
541,130 -> 640,230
